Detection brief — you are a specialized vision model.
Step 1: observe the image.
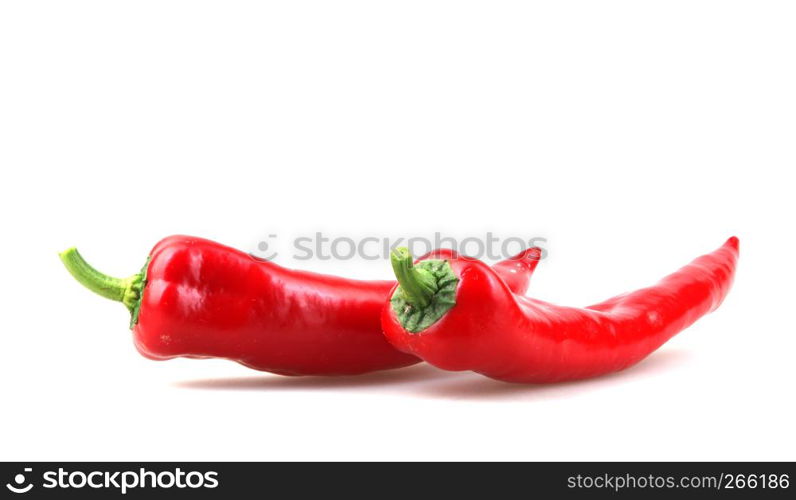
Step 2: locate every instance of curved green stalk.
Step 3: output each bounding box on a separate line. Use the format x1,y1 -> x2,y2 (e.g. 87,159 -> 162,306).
59,247 -> 148,327
390,247 -> 438,308
389,247 -> 458,333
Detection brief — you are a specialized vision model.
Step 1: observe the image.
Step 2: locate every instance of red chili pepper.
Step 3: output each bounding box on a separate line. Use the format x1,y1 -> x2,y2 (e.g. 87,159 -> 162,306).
60,235 -> 542,376
382,237 -> 739,383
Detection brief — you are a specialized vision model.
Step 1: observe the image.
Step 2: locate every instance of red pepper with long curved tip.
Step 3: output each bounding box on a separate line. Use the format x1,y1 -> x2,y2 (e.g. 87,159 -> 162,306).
60,235 -> 543,376
382,237 -> 739,383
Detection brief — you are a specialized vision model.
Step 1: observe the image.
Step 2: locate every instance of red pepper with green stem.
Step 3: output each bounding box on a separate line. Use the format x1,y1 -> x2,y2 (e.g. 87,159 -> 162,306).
60,235 -> 542,376
382,237 -> 739,383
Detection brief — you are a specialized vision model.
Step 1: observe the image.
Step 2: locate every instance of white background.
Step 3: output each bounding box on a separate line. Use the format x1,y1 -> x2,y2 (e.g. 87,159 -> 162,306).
1,1 -> 794,461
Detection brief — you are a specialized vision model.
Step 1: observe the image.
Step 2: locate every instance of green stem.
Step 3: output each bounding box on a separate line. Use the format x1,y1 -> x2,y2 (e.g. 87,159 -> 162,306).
59,248 -> 129,301
59,247 -> 145,315
390,247 -> 438,308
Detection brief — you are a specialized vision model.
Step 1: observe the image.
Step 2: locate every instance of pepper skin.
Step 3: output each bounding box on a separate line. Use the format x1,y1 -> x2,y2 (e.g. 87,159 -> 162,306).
60,235 -> 542,376
382,237 -> 739,383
